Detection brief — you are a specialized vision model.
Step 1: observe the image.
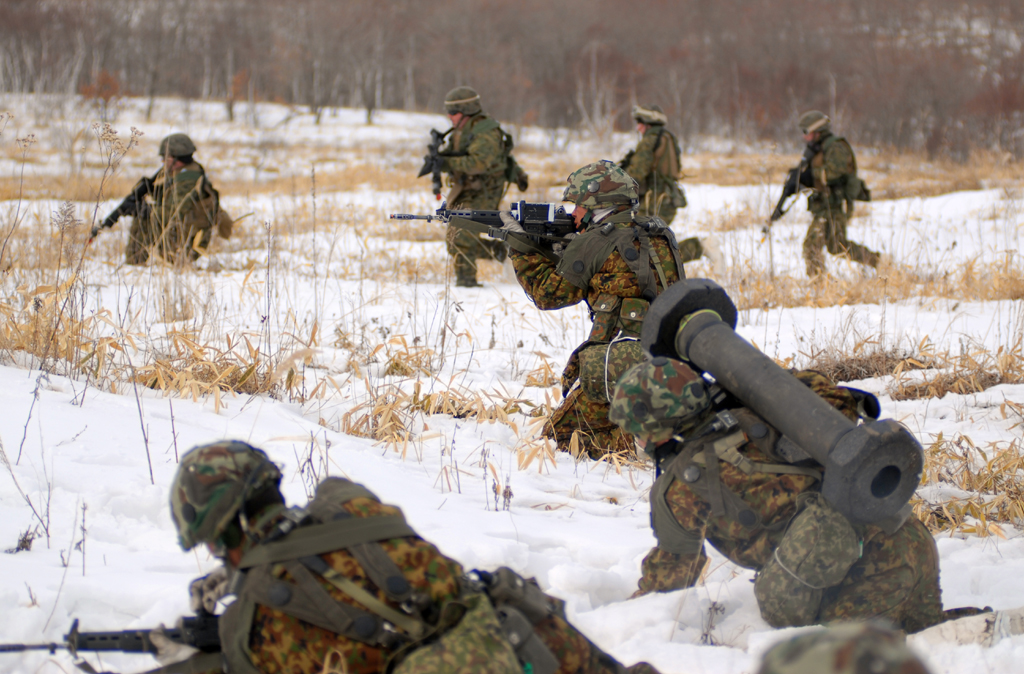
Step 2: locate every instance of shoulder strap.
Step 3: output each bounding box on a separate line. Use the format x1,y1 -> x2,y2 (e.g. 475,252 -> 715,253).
238,515 -> 416,568
462,115 -> 501,148
556,223 -> 634,290
820,134 -> 845,153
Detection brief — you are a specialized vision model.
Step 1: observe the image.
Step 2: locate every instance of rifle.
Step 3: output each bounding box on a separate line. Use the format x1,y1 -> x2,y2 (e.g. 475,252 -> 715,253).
417,128 -> 451,200
390,201 -> 577,262
768,142 -> 818,223
90,173 -> 158,243
0,612 -> 221,658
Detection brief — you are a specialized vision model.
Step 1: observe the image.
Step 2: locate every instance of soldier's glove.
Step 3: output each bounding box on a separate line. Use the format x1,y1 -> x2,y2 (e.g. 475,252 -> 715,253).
551,232 -> 577,258
498,210 -> 525,234
189,566 -> 231,614
150,623 -> 199,666
516,171 -> 529,192
700,235 -> 726,276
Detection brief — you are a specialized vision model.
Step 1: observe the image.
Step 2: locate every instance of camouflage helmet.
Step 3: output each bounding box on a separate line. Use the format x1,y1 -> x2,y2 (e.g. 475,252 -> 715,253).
609,356 -> 710,450
562,160 -> 639,210
798,110 -> 831,134
757,623 -> 931,674
633,104 -> 668,126
444,86 -> 482,116
170,440 -> 282,551
158,133 -> 196,159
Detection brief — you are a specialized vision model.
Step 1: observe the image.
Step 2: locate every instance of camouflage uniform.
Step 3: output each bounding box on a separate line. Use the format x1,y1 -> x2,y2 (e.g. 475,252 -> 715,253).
166,441 -> 659,674
439,87 -> 527,287
98,133 -> 225,266
509,161 -> 685,458
758,622 -> 932,674
609,360 -> 983,633
621,105 -> 687,226
621,105 -> 705,267
798,111 -> 879,278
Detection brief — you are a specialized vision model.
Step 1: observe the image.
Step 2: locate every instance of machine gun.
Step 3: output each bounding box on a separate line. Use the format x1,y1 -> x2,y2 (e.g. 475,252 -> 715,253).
0,612 -> 221,665
391,201 -> 578,261
768,142 -> 818,223
417,128 -> 452,200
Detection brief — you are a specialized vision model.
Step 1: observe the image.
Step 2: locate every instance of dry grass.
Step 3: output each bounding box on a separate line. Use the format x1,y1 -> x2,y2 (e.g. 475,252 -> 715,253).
914,433 -> 1024,536
728,257 -> 1024,312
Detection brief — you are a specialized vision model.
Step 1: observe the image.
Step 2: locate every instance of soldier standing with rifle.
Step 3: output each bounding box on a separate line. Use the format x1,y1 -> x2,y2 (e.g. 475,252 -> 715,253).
422,87 -> 529,288
92,133 -> 232,266
769,111 -> 879,279
620,104 -> 724,274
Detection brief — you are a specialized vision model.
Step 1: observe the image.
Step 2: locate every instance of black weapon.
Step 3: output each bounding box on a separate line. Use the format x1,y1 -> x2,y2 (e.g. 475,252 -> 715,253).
0,612 -> 221,657
90,173 -> 157,243
417,128 -> 451,200
641,279 -> 924,527
769,143 -> 817,223
391,201 -> 577,261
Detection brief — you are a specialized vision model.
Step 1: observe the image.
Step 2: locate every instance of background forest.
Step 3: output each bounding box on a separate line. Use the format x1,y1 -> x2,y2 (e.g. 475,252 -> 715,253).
3,0 -> 1024,158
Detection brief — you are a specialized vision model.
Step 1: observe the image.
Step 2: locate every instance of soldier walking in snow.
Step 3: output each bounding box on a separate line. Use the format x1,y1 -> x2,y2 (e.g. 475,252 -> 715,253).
789,111 -> 879,278
429,86 -> 529,287
620,104 -> 723,274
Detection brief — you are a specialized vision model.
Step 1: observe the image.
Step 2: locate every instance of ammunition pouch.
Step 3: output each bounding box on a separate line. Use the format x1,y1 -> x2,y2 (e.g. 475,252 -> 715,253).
754,493 -> 861,627
390,594 -> 522,674
649,466 -> 706,556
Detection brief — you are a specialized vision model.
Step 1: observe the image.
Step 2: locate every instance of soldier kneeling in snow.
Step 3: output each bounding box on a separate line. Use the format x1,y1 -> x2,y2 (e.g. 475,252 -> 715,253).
92,133 -> 233,266
608,356 -> 1024,638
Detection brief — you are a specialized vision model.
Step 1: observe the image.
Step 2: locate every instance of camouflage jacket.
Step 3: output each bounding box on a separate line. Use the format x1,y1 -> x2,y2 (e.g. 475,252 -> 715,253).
219,479 -> 465,674
441,113 -> 508,209
807,132 -> 856,214
621,126 -> 686,216
171,478 -> 656,674
650,371 -> 881,571
150,161 -> 219,231
509,212 -> 684,345
622,126 -> 681,195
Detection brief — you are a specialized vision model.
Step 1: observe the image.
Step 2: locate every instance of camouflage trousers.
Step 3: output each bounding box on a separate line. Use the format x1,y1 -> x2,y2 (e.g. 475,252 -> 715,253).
637,514 -> 980,634
545,340 -> 644,459
803,208 -> 879,278
126,214 -> 211,266
445,225 -> 507,286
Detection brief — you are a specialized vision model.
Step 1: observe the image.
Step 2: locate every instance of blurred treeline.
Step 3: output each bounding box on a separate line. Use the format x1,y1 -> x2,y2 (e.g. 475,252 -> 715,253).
2,0 -> 1023,159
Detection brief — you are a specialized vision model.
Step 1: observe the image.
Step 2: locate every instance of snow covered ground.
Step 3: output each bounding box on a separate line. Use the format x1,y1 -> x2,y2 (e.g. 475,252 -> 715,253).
1,96 -> 1023,673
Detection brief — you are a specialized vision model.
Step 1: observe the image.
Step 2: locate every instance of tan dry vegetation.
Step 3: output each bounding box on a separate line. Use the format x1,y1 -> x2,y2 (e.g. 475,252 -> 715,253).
914,433 -> 1024,536
728,257 -> 1024,312
804,333 -> 1024,399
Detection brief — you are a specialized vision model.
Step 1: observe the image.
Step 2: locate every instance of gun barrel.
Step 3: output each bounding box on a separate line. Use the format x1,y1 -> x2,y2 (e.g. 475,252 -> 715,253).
0,643 -> 63,653
389,214 -> 435,221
